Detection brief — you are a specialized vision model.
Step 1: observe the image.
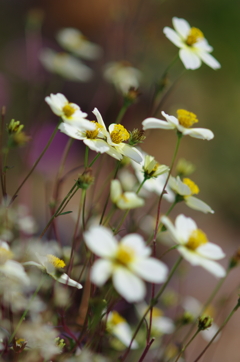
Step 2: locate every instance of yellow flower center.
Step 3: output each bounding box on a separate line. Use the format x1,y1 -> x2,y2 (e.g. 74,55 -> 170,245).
185,229 -> 208,250
109,311 -> 126,326
62,104 -> 76,118
186,27 -> 204,46
183,178 -> 200,195
0,247 -> 13,264
15,338 -> 26,347
177,109 -> 198,128
152,307 -> 163,318
47,254 -> 66,269
85,121 -> 102,139
110,125 -> 130,144
115,244 -> 134,266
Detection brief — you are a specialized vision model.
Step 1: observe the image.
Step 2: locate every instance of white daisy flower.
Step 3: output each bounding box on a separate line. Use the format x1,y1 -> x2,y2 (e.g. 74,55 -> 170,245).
56,28 -> 102,60
161,214 -> 226,278
84,226 -> 168,302
142,109 -> 214,140
169,176 -> 214,214
23,253 -> 82,289
93,108 -> 143,163
110,179 -> 144,209
104,61 -> 141,94
163,17 -> 221,70
106,311 -> 138,348
45,93 -> 95,130
182,296 -> 220,342
39,48 -> 93,81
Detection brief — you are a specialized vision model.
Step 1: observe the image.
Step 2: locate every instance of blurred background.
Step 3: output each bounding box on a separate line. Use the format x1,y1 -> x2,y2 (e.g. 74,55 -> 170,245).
1,0 -> 240,360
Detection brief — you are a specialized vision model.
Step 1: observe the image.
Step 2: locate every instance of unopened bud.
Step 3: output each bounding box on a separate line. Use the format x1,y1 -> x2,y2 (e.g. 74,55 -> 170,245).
124,87 -> 141,103
176,158 -> 196,177
8,120 -> 24,135
12,338 -> 27,353
198,315 -> 213,330
229,248 -> 240,269
9,132 -> 31,147
176,311 -> 194,326
128,128 -> 146,146
77,169 -> 94,189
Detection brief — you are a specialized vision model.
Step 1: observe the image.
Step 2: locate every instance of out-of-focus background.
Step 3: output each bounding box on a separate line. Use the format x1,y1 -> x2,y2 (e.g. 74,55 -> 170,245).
1,0 -> 240,360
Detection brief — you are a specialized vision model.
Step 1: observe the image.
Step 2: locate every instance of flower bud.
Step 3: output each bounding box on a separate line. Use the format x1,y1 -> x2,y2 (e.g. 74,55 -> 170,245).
128,129 -> 146,146
77,169 -> 94,189
198,315 -> 213,330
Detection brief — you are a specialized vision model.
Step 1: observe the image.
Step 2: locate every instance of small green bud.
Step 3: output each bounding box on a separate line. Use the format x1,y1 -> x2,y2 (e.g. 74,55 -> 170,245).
176,158 -> 196,177
8,119 -> 24,135
77,169 -> 94,189
128,128 -> 146,146
198,315 -> 213,330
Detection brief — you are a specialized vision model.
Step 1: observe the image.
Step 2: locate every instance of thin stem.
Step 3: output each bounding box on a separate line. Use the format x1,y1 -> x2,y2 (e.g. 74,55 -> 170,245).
81,189 -> 87,231
8,277 -> 43,343
174,328 -> 200,362
84,146 -> 89,168
88,153 -> 101,168
138,338 -> 155,362
115,100 -> 130,124
193,299 -> 240,362
9,122 -> 60,206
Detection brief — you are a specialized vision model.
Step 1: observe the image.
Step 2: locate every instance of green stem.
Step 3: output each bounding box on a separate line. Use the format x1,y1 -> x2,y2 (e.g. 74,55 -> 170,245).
9,122 -> 60,206
9,277 -> 43,343
84,146 -> 89,168
81,189 -> 87,231
193,299 -> 240,362
115,101 -> 130,124
174,328 -> 200,362
88,153 -> 101,168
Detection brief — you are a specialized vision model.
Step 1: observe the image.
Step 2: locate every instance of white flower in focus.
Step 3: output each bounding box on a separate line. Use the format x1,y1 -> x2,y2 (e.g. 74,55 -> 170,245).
84,226 -> 168,302
143,109 -> 214,140
169,176 -> 214,214
104,61 -> 141,94
106,311 -> 138,348
137,303 -> 174,337
110,179 -> 144,209
183,296 -> 220,342
93,108 -> 143,163
163,17 -> 221,70
56,28 -> 102,59
23,253 -> 82,289
39,48 -> 93,81
161,214 -> 226,278
45,93 -> 95,130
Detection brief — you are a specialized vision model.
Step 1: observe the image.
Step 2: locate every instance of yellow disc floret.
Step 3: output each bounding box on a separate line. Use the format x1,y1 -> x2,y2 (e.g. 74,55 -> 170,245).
186,27 -> 204,46
86,121 -> 102,139
185,229 -> 208,250
152,307 -> 163,318
183,178 -> 200,195
177,109 -> 198,128
110,125 -> 130,144
47,254 -> 66,269
115,244 -> 134,266
62,104 -> 76,118
109,311 -> 126,326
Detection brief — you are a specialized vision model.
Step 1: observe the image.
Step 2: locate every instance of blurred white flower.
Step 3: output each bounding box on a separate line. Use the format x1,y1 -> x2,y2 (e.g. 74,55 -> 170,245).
110,179 -> 144,209
23,253 -> 82,289
163,17 -> 221,70
104,61 -> 141,94
143,110 -> 214,140
56,28 -> 102,59
169,176 -> 214,213
161,214 -> 226,277
84,226 -> 168,302
106,311 -> 138,348
45,93 -> 95,129
182,296 -> 220,341
40,48 -> 93,81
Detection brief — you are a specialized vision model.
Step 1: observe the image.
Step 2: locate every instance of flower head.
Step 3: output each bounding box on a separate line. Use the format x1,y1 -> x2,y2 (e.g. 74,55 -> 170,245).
106,311 -> 138,348
169,176 -> 214,213
142,110 -> 214,140
163,17 -> 221,70
84,226 -> 168,302
39,48 -> 93,81
110,179 -> 144,209
161,214 -> 226,277
56,28 -> 102,59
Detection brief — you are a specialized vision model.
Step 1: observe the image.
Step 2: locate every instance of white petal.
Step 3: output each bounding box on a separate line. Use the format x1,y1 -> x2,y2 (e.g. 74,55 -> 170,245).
58,273 -> 82,289
110,179 -> 122,203
196,38 -> 213,52
121,144 -> 143,163
113,268 -> 146,302
179,48 -> 202,70
92,108 -> 107,129
83,139 -> 110,153
163,27 -> 184,48
84,226 -> 118,257
175,214 -> 197,241
111,322 -> 138,348
106,146 -> 123,160
121,234 -> 151,257
131,258 -> 168,283
153,316 -> 175,334
142,117 -> 175,130
117,192 -> 144,209
91,259 -> 113,286
161,111 -> 179,127
198,51 -> 221,69
201,323 -> 220,342
161,216 -> 180,244
172,17 -> 190,39
195,258 -> 226,278
185,196 -> 214,214
2,260 -> 30,285
58,123 -> 84,139
197,242 -> 225,260
169,176 -> 191,196
182,127 -> 214,140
